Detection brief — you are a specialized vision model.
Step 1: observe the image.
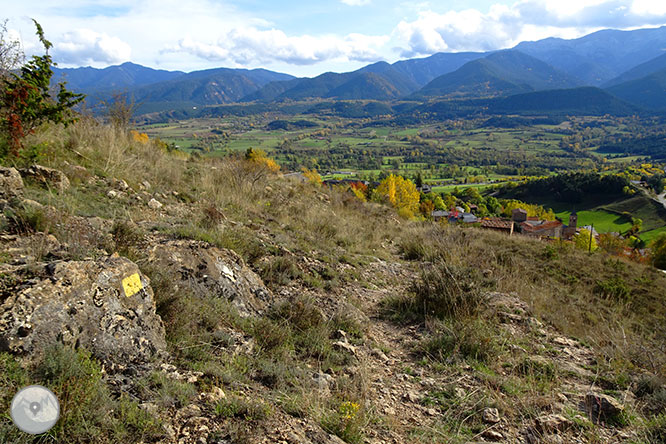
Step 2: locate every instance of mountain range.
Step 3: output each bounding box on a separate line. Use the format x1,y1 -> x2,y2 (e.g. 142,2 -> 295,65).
52,26 -> 666,114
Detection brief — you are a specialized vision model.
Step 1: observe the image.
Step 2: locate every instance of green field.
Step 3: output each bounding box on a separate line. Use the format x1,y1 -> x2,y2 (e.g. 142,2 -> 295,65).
554,209 -> 632,234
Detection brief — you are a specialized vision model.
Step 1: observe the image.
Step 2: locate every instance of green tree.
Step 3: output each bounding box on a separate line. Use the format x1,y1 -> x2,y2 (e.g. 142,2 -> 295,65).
650,233 -> 666,270
0,20 -> 84,158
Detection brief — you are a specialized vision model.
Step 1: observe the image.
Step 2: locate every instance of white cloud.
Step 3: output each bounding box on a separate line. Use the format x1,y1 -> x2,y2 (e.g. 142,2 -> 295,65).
54,29 -> 131,64
395,0 -> 666,57
163,28 -> 388,66
340,0 -> 371,5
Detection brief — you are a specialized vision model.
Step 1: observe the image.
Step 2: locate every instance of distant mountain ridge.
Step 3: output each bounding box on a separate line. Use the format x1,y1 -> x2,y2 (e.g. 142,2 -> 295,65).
415,50 -> 580,99
52,62 -> 184,92
53,25 -> 666,113
514,26 -> 666,85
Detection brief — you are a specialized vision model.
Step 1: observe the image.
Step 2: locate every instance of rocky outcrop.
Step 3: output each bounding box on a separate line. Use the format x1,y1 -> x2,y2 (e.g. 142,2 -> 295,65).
0,254 -> 166,368
144,238 -> 272,317
0,167 -> 24,201
20,164 -> 70,192
585,392 -> 624,424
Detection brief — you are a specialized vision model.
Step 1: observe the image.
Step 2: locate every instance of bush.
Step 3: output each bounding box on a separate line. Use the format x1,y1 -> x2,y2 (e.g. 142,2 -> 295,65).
111,220 -> 146,259
594,277 -> 631,301
214,395 -> 270,420
406,262 -> 488,320
420,319 -> 498,363
321,400 -> 366,444
0,20 -> 83,158
259,255 -> 303,287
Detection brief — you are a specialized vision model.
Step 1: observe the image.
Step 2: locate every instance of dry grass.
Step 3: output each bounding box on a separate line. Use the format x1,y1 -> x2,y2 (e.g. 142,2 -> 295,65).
395,223 -> 666,375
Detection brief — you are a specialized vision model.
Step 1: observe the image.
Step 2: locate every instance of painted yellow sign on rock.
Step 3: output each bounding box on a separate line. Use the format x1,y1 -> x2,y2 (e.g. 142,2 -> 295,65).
122,273 -> 143,297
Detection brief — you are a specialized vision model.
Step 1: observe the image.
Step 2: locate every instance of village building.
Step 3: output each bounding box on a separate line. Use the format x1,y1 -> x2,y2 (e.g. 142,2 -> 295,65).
481,218 -> 514,235
562,211 -> 578,240
519,219 -> 564,238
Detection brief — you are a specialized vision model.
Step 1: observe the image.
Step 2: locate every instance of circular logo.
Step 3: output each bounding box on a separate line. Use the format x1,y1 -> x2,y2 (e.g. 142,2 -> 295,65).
10,385 -> 60,434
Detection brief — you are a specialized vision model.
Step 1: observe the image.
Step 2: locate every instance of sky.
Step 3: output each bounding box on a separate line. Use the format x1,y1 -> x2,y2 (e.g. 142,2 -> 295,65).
3,0 -> 666,77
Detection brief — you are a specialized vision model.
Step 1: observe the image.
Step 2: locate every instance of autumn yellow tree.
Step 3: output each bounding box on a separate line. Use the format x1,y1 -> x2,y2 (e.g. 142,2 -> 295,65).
301,167 -> 322,185
246,148 -> 280,173
373,174 -> 420,218
575,228 -> 597,252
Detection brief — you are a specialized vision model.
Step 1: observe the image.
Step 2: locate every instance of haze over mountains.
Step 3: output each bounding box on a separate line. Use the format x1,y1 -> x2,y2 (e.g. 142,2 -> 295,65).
52,26 -> 666,114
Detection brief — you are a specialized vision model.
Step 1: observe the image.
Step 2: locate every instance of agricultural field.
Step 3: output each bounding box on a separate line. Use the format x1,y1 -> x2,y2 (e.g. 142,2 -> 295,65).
137,113 -> 649,182
137,113 -> 666,242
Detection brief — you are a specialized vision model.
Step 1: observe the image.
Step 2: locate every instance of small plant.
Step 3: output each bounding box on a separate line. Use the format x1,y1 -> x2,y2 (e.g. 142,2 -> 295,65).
420,319 -> 498,363
142,371 -> 197,408
321,400 -> 365,444
594,277 -> 631,301
259,255 -> 303,287
643,413 -> 666,444
111,220 -> 146,259
387,261 -> 489,322
5,202 -> 49,234
214,395 -> 270,420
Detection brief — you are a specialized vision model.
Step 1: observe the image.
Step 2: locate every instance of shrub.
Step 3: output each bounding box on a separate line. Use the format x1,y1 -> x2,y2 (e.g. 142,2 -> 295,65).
215,395 -> 270,420
594,277 -> 631,301
259,255 -> 303,287
0,20 -> 83,158
111,220 -> 146,259
420,319 -> 498,363
407,262 -> 487,320
321,400 -> 365,444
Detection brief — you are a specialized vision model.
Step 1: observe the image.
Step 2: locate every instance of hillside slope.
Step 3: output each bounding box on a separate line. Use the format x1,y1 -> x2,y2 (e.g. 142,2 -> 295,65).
606,69 -> 666,110
0,122 -> 665,444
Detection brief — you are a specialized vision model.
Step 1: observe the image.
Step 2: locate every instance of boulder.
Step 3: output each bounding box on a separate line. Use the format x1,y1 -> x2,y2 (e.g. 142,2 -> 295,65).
0,254 -> 166,367
535,414 -> 571,433
585,392 -> 624,424
148,198 -> 163,209
0,167 -> 24,201
144,238 -> 272,317
20,165 -> 70,192
482,407 -> 501,424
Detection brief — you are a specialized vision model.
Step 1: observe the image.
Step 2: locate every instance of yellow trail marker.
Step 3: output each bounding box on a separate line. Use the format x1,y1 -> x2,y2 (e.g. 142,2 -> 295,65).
122,273 -> 143,297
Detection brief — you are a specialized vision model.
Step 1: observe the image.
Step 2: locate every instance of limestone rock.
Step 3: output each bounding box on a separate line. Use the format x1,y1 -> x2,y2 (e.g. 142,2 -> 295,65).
482,407 -> 501,424
483,429 -> 503,440
585,392 -> 624,424
0,167 -> 24,200
536,414 -> 571,433
148,198 -> 163,209
111,178 -> 129,191
144,238 -> 272,317
333,340 -> 356,355
0,255 -> 166,367
20,165 -> 70,192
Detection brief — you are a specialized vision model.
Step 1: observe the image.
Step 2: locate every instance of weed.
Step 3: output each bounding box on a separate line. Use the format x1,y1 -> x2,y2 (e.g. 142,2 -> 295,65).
594,277 -> 631,301
141,371 -> 197,408
420,319 -> 499,363
214,395 -> 270,420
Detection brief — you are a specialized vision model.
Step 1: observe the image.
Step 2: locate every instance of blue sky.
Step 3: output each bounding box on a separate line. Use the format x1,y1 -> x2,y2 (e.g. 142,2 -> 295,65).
4,0 -> 666,77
